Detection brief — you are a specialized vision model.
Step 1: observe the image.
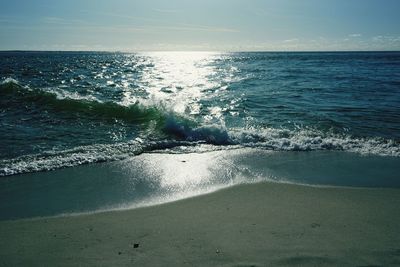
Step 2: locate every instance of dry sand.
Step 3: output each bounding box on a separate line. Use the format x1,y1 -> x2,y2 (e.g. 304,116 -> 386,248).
1,182 -> 400,266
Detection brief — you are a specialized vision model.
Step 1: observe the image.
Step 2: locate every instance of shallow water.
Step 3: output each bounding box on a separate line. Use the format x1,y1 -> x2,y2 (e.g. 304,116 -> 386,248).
0,149 -> 399,221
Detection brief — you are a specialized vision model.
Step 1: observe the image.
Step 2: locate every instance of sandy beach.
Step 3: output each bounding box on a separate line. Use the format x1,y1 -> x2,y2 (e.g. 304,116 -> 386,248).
1,181 -> 399,266
1,1 -> 400,266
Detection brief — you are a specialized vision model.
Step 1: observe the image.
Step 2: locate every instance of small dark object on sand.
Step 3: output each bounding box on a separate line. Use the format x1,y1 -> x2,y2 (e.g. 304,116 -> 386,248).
134,243 -> 139,248
118,251 -> 122,255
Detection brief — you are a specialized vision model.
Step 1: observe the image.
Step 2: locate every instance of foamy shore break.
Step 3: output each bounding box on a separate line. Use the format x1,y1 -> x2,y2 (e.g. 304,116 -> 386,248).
1,182 -> 399,267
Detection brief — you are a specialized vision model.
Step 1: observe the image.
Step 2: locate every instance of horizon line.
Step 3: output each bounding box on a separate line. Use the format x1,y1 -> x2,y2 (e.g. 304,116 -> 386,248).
1,49 -> 399,53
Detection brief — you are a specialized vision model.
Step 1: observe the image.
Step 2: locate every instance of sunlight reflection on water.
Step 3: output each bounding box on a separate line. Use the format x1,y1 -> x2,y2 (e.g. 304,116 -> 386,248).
121,52 -> 238,122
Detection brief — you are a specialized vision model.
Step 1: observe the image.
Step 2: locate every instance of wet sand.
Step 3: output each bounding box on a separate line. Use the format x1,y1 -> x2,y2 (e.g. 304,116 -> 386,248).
1,182 -> 400,267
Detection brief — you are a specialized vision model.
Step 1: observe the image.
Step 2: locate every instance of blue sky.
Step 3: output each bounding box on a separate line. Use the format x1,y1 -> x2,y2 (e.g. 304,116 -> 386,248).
1,0 -> 399,51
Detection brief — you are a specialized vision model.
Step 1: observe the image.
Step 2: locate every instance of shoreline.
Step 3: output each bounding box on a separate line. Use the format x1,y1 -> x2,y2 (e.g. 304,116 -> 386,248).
1,181 -> 400,266
0,179 -> 395,223
2,149 -> 399,221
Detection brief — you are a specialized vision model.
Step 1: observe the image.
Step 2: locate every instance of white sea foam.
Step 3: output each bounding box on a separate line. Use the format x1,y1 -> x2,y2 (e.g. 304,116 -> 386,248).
163,119 -> 400,157
1,77 -> 20,85
228,127 -> 400,157
1,123 -> 399,177
0,140 -> 145,176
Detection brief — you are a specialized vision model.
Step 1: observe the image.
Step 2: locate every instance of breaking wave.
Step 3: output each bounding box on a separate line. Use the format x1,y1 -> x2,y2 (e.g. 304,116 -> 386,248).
1,125 -> 399,176
0,78 -> 166,124
1,78 -> 399,177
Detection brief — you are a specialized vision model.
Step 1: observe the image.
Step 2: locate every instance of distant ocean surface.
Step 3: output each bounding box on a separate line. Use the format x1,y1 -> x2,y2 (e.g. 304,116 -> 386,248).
1,51 -> 400,219
1,51 -> 399,176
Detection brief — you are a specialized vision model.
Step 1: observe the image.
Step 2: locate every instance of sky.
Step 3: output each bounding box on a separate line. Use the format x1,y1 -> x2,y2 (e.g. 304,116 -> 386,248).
1,0 -> 399,51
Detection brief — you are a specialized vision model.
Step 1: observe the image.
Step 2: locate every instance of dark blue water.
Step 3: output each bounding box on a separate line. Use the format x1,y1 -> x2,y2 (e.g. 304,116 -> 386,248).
1,51 -> 400,175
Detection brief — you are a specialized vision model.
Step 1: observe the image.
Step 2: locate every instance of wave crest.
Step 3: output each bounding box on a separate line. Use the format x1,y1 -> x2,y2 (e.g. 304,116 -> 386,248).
0,78 -> 166,123
229,128 -> 400,156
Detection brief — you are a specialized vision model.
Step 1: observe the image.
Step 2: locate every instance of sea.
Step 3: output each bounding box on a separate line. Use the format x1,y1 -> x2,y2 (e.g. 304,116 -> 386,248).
1,51 -> 399,220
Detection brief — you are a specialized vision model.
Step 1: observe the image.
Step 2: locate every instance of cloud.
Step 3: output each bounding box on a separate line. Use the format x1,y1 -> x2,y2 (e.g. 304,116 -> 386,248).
154,8 -> 181,13
283,38 -> 299,43
42,17 -> 77,25
0,16 -> 19,24
79,10 -> 238,33
41,16 -> 91,27
372,35 -> 400,43
349,33 -> 362,38
152,24 -> 238,33
251,8 -> 270,16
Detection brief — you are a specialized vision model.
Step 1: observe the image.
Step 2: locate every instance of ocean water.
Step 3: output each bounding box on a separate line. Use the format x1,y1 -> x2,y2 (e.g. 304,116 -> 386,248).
1,51 -> 400,219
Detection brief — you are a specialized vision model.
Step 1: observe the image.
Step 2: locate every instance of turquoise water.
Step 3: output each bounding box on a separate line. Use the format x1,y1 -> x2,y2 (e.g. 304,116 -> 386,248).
0,51 -> 399,219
